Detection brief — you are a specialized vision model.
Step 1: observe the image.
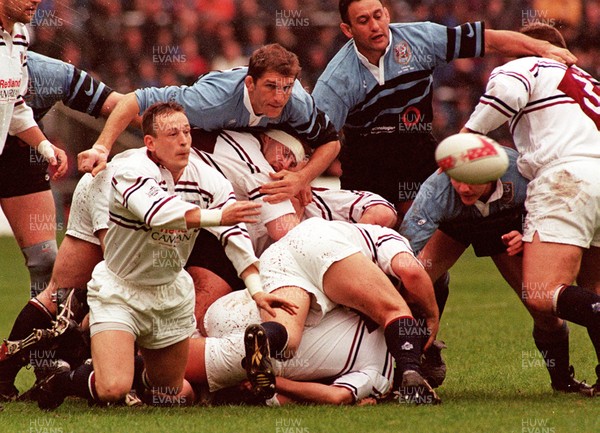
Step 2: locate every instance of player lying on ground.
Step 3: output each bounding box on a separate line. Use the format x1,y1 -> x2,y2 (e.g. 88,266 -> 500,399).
185,290 -> 393,406
400,147 -> 592,394
243,217 -> 441,405
463,23 -> 600,395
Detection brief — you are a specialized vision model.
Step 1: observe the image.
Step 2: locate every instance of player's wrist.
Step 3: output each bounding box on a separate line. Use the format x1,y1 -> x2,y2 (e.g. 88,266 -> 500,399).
199,209 -> 223,227
92,143 -> 110,158
244,273 -> 263,297
37,139 -> 55,161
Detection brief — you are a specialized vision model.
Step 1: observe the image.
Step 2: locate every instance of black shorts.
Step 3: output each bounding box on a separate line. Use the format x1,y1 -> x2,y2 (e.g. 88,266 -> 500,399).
0,136 -> 50,198
185,229 -> 245,291
439,206 -> 526,257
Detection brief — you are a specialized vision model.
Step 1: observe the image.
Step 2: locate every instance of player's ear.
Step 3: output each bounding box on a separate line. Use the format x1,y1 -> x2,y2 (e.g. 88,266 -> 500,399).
144,134 -> 155,151
383,6 -> 390,21
244,75 -> 255,92
340,22 -> 353,39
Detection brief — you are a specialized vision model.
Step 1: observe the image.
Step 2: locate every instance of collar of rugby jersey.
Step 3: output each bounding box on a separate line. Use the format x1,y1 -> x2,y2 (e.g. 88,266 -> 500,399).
353,29 -> 392,86
474,179 -> 504,217
243,82 -> 265,127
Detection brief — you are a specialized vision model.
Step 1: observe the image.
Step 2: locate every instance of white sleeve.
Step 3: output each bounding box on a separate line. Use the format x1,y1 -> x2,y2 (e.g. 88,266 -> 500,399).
8,101 -> 36,136
465,62 -> 533,134
373,228 -> 415,276
112,167 -> 196,230
308,188 -> 396,223
331,370 -> 391,401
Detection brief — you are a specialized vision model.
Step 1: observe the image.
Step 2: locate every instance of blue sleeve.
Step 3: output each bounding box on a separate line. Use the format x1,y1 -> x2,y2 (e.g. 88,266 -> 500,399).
399,172 -> 455,253
445,21 -> 485,61
312,79 -> 348,132
284,81 -> 338,147
25,51 -> 73,116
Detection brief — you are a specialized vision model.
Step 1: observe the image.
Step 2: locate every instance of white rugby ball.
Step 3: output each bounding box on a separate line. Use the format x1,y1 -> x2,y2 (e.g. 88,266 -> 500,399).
435,133 -> 509,184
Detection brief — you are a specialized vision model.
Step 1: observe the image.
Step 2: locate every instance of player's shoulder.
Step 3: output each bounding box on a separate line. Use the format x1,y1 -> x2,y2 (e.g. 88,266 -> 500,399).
194,68 -> 247,101
112,148 -> 159,177
316,39 -> 362,84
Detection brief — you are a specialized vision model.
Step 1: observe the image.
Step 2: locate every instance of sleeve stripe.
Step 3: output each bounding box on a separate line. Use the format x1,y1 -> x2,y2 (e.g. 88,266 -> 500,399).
480,94 -> 517,116
122,177 -> 149,207
145,195 -> 178,226
494,70 -> 531,92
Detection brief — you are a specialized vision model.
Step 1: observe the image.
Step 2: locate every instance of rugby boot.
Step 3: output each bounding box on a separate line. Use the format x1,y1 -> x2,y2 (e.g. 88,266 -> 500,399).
397,370 -> 441,405
551,365 -> 594,397
33,360 -> 71,410
243,324 -> 276,400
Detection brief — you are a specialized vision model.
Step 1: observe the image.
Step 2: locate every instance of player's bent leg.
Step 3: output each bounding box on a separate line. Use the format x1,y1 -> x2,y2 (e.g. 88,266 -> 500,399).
91,329 -> 136,402
188,266 -> 233,336
184,336 -> 207,386
1,191 -> 58,297
141,338 -> 194,406
51,235 -> 104,290
323,253 -> 439,404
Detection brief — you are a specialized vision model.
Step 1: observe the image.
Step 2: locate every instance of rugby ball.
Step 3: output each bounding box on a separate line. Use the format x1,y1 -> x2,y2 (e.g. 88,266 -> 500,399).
435,133 -> 509,184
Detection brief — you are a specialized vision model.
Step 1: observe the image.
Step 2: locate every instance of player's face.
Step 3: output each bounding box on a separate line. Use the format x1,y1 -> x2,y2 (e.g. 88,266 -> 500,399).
245,72 -> 295,118
450,178 -> 494,206
2,0 -> 41,26
340,0 -> 390,64
145,111 -> 192,181
261,135 -> 300,172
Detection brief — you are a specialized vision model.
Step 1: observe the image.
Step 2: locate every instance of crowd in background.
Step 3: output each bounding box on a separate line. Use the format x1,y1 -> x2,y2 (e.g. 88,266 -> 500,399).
29,0 -> 600,145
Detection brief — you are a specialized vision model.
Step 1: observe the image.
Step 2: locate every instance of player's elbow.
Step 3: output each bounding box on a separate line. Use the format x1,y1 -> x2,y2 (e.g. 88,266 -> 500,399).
327,386 -> 355,405
359,205 -> 398,228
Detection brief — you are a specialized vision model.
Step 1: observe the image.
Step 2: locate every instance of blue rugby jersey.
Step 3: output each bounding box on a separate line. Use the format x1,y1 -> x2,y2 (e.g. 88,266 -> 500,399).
399,147 -> 528,254
135,67 -> 338,148
312,22 -> 485,202
25,51 -> 113,121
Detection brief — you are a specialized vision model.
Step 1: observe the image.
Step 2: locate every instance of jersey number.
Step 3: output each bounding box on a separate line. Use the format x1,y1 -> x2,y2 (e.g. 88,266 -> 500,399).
558,68 -> 600,130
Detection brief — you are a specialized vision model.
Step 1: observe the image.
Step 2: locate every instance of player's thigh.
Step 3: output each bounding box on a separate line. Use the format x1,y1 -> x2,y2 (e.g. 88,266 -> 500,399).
91,330 -> 136,397
419,230 -> 467,281
260,286 -> 311,353
52,235 -> 104,288
577,246 -> 600,292
323,253 -> 410,326
141,338 -> 190,389
0,190 -> 56,247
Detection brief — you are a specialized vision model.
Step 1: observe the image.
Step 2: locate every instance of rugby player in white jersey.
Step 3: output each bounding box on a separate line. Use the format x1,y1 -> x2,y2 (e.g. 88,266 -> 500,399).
464,23 -> 600,395
185,290 -> 393,405
32,102 -> 297,410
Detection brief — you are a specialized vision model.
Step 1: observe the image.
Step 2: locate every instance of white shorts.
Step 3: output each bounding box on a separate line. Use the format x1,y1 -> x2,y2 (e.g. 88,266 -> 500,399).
88,261 -> 196,350
204,290 -> 259,338
66,170 -> 111,245
204,332 -> 246,392
523,160 -> 600,248
260,221 -> 361,326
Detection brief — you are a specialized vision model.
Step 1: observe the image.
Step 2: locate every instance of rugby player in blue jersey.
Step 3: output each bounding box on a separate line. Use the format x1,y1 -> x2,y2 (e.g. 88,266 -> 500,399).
80,43 -> 340,208
400,148 -> 593,395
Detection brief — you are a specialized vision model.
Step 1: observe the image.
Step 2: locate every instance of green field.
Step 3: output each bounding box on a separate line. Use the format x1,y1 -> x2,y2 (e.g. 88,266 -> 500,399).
0,235 -> 597,433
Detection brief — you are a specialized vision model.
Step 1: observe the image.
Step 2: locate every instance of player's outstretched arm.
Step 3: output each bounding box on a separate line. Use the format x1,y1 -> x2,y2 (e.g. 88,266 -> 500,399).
484,29 -> 577,65
184,201 -> 262,228
272,377 -> 354,405
79,92 -> 140,174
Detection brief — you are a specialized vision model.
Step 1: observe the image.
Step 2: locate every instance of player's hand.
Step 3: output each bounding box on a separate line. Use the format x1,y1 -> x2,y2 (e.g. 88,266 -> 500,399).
501,230 -> 523,256
252,292 -> 299,318
38,140 -> 68,180
260,170 -> 311,205
540,43 -> 577,66
221,201 -> 262,225
78,144 -> 109,176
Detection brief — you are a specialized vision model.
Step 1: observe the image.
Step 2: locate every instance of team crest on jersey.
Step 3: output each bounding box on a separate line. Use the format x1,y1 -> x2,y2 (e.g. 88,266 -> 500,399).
501,182 -> 514,203
394,41 -> 412,65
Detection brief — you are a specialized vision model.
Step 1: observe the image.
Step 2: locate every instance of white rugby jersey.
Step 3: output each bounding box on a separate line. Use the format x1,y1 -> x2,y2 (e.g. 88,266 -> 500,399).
205,290 -> 393,400
305,187 -> 396,223
192,129 -> 296,255
465,57 -> 600,180
0,22 -> 37,154
105,148 -> 258,286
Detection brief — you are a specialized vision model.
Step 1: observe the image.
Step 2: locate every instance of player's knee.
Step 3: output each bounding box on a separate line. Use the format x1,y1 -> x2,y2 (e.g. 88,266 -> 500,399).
22,240 -> 58,297
95,377 -> 131,402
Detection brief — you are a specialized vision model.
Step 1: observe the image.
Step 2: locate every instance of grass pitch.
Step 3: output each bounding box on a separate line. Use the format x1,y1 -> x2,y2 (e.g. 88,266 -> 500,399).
0,235 -> 597,433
